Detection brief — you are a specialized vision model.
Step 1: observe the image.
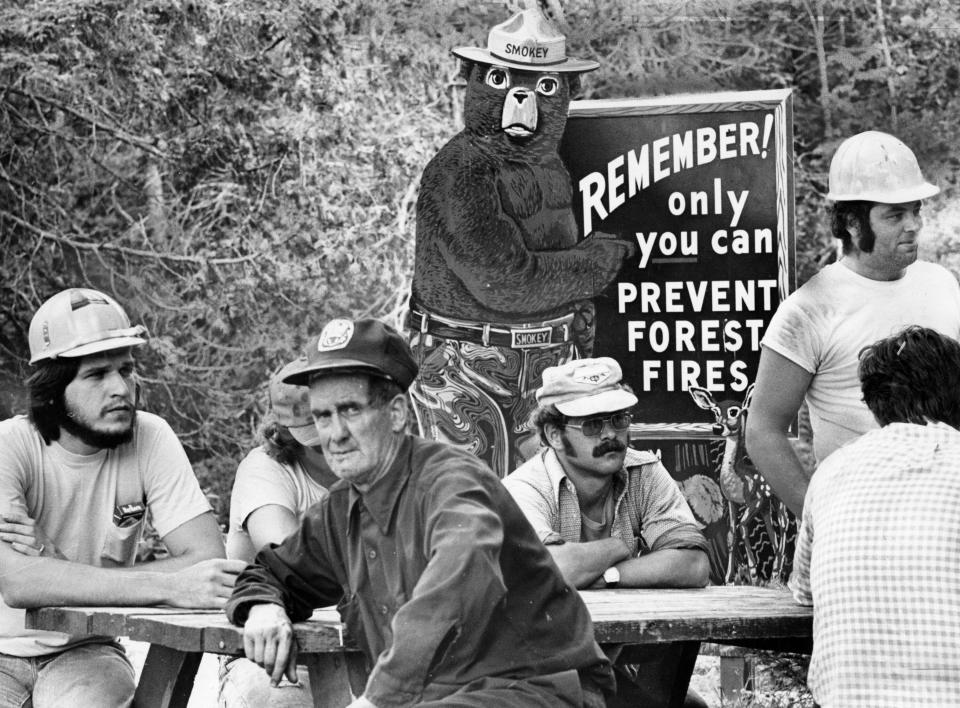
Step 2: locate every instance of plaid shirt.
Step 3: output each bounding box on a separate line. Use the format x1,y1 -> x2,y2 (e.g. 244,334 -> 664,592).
503,447 -> 707,556
790,422 -> 960,707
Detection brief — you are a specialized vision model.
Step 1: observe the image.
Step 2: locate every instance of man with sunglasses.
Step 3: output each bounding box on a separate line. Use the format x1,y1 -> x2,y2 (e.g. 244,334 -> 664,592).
504,357 -> 709,708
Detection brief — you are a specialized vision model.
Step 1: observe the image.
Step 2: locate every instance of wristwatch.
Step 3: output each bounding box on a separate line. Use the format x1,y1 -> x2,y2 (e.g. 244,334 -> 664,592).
603,566 -> 621,588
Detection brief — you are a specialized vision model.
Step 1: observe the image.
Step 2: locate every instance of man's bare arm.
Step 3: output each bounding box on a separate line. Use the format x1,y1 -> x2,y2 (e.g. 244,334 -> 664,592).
130,511 -> 226,572
546,536 -> 630,588
745,348 -> 814,516
0,539 -> 246,609
615,548 -> 709,588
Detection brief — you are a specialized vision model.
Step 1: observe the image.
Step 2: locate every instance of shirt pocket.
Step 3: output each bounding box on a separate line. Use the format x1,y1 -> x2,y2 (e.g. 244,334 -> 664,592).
100,517 -> 145,567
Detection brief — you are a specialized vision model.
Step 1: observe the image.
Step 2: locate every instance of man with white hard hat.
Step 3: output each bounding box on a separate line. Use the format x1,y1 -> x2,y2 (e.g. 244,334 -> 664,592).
746,131 -> 960,515
0,288 -> 246,706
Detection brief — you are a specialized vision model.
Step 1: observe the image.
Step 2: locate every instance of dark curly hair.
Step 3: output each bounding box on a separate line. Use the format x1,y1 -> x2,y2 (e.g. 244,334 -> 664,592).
859,325 -> 960,428
26,358 -> 80,445
828,200 -> 875,255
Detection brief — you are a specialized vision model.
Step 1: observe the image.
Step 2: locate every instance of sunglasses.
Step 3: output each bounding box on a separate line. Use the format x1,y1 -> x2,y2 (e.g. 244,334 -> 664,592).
564,411 -> 633,437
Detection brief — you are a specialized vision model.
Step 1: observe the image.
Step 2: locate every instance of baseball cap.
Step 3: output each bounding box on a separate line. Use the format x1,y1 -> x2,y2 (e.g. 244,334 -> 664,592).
452,8 -> 599,74
269,359 -> 321,447
537,357 -> 638,417
282,318 -> 418,390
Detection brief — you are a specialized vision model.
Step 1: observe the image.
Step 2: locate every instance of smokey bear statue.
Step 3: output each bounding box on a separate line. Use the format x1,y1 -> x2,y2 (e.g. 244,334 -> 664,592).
406,9 -> 633,477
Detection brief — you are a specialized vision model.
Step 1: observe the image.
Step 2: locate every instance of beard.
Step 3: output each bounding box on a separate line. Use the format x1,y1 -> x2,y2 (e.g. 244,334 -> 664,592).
60,406 -> 136,450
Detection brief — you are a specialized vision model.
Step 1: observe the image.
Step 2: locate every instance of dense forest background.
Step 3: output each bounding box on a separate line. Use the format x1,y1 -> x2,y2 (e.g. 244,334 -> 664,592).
3,0 -> 959,524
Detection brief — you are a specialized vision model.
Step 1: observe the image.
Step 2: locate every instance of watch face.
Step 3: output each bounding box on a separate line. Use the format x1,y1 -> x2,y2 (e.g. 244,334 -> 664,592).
603,567 -> 620,586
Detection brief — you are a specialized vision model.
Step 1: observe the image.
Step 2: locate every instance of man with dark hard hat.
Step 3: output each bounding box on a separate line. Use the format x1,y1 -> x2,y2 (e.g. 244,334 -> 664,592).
0,288 -> 245,706
504,357 -> 710,708
226,318 -> 614,708
747,130 -> 960,515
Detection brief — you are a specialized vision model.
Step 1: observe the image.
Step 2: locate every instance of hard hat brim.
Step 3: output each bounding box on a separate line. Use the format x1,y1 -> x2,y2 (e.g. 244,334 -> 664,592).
452,46 -> 599,73
33,334 -> 147,363
827,181 -> 940,203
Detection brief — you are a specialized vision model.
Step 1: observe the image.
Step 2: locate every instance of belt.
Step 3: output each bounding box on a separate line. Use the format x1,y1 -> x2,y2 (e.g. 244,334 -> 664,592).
408,309 -> 573,349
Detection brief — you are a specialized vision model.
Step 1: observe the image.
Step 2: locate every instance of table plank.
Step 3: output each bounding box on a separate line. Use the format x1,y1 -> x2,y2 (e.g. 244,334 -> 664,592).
26,586 -> 811,651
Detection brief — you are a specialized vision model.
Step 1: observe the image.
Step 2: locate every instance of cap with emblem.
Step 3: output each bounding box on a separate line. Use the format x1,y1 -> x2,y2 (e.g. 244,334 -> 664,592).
282,318 -> 418,391
452,8 -> 599,74
28,288 -> 147,364
269,359 -> 321,447
536,357 -> 638,417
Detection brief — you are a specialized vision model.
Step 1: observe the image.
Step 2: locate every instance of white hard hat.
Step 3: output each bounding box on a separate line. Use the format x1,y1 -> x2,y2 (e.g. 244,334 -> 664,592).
28,288 -> 147,364
826,130 -> 939,203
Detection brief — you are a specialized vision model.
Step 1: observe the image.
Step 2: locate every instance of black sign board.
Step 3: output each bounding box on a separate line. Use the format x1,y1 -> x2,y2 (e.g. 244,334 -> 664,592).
560,90 -> 795,435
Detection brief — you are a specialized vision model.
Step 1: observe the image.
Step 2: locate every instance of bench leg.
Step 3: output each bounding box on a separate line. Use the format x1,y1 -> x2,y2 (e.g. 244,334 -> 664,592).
304,653 -> 368,708
133,645 -> 202,708
720,650 -> 756,706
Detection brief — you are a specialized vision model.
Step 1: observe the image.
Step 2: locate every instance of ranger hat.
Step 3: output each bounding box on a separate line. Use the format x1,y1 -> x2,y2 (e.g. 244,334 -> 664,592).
28,288 -> 147,364
269,359 -> 321,447
537,357 -> 638,417
282,318 -> 418,391
452,8 -> 599,74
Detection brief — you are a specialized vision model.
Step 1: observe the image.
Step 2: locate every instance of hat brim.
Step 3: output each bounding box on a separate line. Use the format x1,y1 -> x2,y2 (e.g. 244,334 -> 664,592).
56,336 -> 147,360
287,422 -> 322,447
827,181 -> 940,203
452,46 -> 599,73
281,358 -> 392,387
555,388 -> 638,417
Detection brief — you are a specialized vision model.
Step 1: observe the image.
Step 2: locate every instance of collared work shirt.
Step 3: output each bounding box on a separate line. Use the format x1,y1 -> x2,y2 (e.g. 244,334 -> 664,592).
503,447 -> 708,556
226,435 -> 610,708
790,422 -> 960,707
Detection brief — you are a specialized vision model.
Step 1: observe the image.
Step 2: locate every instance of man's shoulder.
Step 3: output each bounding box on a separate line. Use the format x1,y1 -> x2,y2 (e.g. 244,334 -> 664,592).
0,414 -> 35,439
623,447 -> 662,471
503,450 -> 550,486
908,260 -> 960,286
0,415 -> 41,458
411,435 -> 497,479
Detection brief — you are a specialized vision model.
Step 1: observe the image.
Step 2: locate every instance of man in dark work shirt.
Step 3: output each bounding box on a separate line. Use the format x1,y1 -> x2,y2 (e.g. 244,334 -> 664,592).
225,318 -> 613,708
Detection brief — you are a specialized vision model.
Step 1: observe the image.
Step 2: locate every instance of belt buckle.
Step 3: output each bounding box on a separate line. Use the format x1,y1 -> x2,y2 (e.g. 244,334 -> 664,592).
510,326 -> 553,349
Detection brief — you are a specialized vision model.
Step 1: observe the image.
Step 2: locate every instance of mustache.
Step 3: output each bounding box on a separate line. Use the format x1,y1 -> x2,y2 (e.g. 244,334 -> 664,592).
592,439 -> 627,457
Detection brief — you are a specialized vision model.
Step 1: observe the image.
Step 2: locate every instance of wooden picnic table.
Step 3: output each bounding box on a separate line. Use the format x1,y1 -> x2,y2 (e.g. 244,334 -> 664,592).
26,585 -> 812,708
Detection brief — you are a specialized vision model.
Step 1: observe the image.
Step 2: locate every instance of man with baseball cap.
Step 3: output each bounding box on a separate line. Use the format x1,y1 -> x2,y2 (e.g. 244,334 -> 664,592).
504,357 -> 709,708
0,287 -> 246,706
226,317 -> 615,708
746,130 -> 960,515
222,358 -> 337,706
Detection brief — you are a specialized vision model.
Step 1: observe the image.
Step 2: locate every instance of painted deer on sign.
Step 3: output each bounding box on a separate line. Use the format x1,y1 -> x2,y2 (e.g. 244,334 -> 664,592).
689,384 -> 793,584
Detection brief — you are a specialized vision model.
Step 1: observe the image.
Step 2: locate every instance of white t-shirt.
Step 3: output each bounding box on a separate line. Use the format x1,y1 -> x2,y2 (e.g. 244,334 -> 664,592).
0,413 -> 212,657
762,260 -> 960,462
225,446 -> 329,564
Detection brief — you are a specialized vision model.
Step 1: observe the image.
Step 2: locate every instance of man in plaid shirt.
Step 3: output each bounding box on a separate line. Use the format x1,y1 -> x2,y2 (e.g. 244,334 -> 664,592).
504,357 -> 709,708
790,325 -> 960,707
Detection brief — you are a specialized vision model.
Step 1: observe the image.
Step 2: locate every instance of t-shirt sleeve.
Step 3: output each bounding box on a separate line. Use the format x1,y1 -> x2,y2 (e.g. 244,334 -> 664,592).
637,461 -> 710,553
230,448 -> 300,529
0,419 -> 34,518
136,415 -> 213,538
761,294 -> 820,374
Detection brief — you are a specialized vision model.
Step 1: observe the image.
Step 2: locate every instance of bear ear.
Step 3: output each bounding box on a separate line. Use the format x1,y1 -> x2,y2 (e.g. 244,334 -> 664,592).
458,58 -> 477,82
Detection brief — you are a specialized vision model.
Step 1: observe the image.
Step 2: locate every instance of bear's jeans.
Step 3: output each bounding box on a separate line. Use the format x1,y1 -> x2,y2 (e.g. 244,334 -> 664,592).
0,641 -> 134,708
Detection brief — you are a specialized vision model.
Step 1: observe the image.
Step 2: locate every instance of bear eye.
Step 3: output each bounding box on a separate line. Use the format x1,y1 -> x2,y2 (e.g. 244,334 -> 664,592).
537,76 -> 558,96
485,67 -> 510,90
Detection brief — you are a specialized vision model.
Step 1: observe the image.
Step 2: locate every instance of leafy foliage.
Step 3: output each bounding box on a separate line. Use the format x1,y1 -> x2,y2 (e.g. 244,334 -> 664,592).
3,0 -> 959,521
